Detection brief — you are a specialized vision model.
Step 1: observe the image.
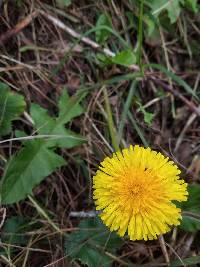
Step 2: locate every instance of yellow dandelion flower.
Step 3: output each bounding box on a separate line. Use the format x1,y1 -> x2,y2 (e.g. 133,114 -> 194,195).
93,145 -> 188,241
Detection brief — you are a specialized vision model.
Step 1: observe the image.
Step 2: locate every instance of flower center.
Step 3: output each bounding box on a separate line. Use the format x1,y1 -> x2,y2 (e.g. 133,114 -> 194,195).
130,184 -> 143,196
119,169 -> 163,206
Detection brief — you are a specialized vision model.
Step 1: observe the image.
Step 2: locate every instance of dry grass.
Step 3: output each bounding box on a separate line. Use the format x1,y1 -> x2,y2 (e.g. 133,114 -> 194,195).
0,0 -> 200,266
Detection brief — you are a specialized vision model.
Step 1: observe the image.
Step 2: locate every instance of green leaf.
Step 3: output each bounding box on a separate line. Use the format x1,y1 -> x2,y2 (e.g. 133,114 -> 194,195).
1,216 -> 29,245
58,89 -> 84,123
150,0 -> 183,23
30,104 -> 55,134
0,215 -> 42,257
95,13 -> 112,44
137,101 -> 155,126
180,215 -> 200,232
166,0 -> 182,23
0,82 -> 25,136
111,50 -> 136,67
170,256 -> 200,267
30,89 -> 85,148
65,217 -> 122,267
179,185 -> 200,232
1,139 -> 65,204
1,89 -> 86,204
143,13 -> 157,36
144,111 -> 155,125
185,0 -> 198,12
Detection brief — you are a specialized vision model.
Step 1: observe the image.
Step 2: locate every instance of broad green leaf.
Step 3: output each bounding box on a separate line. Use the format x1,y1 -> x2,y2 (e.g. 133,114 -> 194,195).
1,216 -> 29,245
65,217 -> 122,267
30,89 -> 85,148
150,0 -> 183,23
111,50 -> 136,67
179,185 -> 200,232
14,130 -> 29,146
180,185 -> 200,212
95,13 -> 112,44
170,256 -> 200,267
185,0 -> 198,12
0,82 -> 25,136
1,89 -> 86,204
58,89 -> 84,123
0,215 -> 41,257
30,104 -> 54,134
180,215 -> 200,232
166,0 -> 182,23
1,139 -> 65,204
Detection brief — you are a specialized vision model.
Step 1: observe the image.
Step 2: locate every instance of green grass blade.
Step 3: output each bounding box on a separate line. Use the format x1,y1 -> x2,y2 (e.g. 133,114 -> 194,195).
103,87 -> 119,152
128,111 -> 149,147
118,80 -> 138,145
103,72 -> 142,85
145,63 -> 200,102
137,0 -> 144,70
170,256 -> 200,267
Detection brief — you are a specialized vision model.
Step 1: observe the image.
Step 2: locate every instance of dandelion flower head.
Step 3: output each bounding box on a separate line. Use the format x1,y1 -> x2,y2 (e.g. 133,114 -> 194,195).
93,145 -> 188,241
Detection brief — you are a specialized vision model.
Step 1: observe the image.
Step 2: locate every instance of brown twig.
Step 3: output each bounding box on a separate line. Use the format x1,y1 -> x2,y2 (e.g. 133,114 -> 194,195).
159,236 -> 170,265
39,10 -> 139,72
0,11 -> 38,45
69,210 -> 100,217
150,77 -> 200,117
165,241 -> 186,267
175,112 -> 198,152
